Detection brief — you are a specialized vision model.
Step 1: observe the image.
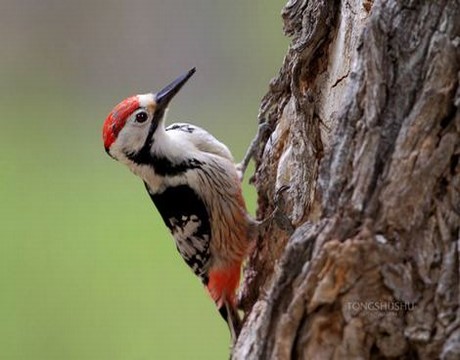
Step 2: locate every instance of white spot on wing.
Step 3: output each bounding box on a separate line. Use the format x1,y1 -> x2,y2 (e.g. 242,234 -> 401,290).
170,215 -> 209,259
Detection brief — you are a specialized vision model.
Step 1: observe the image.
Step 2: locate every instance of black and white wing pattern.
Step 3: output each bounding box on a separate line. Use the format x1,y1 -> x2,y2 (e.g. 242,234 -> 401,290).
144,183 -> 211,284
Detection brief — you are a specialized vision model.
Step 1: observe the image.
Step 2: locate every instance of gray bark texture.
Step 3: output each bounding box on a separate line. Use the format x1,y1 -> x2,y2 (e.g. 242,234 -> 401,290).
234,0 -> 460,359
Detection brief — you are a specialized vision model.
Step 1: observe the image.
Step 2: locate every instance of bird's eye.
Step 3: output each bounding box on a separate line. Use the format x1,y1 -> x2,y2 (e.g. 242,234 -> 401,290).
135,111 -> 148,123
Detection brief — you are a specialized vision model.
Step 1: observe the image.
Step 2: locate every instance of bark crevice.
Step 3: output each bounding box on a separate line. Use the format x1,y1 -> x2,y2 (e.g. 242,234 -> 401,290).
234,0 -> 460,359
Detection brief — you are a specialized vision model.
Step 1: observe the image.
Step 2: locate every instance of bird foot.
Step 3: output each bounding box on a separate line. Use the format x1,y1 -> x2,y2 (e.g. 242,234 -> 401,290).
258,185 -> 294,235
236,122 -> 271,181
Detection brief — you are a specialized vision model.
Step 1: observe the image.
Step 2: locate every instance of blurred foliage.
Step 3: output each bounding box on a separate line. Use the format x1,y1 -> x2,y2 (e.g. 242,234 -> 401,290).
0,0 -> 287,359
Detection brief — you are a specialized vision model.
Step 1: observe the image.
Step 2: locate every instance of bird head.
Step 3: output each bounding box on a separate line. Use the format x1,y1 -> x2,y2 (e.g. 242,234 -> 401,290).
102,68 -> 196,160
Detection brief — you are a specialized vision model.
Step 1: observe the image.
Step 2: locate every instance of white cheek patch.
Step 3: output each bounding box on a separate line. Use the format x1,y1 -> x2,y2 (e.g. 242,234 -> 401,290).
116,125 -> 148,154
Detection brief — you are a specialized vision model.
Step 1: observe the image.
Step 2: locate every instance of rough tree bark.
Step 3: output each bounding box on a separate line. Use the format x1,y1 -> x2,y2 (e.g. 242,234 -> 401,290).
234,1 -> 460,359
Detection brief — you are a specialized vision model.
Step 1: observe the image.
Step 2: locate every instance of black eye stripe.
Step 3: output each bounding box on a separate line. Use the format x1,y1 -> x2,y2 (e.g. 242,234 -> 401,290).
135,111 -> 148,123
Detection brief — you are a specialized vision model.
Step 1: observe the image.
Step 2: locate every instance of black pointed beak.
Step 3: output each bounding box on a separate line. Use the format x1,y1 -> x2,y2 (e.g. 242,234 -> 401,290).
155,67 -> 196,110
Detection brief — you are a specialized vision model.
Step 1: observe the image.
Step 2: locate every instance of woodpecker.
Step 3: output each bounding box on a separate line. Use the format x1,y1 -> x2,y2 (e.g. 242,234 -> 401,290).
102,68 -> 256,340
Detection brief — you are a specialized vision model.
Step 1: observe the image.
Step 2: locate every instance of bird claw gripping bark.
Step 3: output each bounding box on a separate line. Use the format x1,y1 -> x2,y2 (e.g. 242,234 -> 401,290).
236,122 -> 272,181
235,121 -> 294,235
258,185 -> 294,235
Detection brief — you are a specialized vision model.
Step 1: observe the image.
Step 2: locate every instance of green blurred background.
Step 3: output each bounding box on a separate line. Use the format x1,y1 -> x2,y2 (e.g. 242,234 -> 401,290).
0,1 -> 287,359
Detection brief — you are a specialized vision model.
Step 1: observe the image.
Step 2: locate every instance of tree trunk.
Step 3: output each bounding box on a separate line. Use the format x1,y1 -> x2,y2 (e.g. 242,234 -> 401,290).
234,0 -> 460,359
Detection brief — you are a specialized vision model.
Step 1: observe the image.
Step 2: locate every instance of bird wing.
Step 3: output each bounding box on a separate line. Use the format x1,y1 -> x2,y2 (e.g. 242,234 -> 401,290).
145,182 -> 211,283
166,123 -> 234,162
